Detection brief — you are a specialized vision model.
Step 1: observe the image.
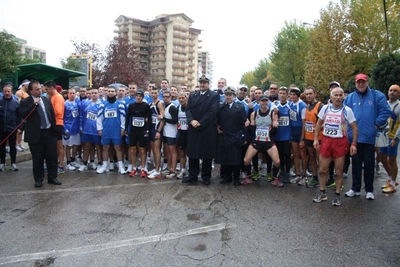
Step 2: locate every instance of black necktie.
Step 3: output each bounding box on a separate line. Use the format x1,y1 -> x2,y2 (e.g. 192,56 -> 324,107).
36,99 -> 48,129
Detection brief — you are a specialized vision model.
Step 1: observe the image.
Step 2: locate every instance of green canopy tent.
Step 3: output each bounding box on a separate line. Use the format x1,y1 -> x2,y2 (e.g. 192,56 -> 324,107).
14,63 -> 86,89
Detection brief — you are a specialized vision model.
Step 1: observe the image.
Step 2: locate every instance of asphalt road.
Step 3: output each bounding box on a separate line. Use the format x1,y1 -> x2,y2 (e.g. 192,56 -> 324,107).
0,160 -> 399,267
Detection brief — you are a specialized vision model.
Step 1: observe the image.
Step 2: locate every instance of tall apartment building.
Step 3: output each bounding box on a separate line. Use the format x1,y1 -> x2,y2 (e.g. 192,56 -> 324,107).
114,13 -> 202,89
14,36 -> 46,63
198,51 -> 213,82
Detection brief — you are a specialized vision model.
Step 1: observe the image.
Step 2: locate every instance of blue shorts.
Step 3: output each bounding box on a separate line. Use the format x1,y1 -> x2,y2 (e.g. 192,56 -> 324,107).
101,137 -> 122,146
379,138 -> 399,156
149,127 -> 162,142
81,133 -> 101,144
290,127 -> 302,143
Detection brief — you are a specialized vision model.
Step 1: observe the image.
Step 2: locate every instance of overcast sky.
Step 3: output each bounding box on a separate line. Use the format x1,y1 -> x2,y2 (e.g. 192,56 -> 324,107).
0,0 -> 336,88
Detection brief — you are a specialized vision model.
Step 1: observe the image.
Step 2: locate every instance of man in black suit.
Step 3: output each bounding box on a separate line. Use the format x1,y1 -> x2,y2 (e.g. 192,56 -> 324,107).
216,86 -> 247,186
184,74 -> 219,185
19,80 -> 61,188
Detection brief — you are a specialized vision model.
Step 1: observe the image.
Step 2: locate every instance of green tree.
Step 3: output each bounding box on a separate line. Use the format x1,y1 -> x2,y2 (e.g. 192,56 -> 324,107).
371,52 -> 400,94
269,21 -> 310,89
0,31 -> 22,81
253,58 -> 272,90
239,71 -> 257,89
304,0 -> 353,99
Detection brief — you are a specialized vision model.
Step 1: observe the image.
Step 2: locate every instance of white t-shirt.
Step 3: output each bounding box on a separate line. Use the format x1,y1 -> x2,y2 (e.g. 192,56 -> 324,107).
317,104 -> 356,138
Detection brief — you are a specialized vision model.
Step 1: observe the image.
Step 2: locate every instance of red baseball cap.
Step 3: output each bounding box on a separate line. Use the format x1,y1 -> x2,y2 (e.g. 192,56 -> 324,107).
55,85 -> 63,93
355,73 -> 368,82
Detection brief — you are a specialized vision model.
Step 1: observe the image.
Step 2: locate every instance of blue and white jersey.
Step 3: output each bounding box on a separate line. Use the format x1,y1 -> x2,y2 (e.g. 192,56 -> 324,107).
235,98 -> 250,117
274,101 -> 292,141
64,100 -> 80,135
82,100 -> 102,136
79,98 -> 90,131
288,100 -> 306,128
96,100 -> 126,139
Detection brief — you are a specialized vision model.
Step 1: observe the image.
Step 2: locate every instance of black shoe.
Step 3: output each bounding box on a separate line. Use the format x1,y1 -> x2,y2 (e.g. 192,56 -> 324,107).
234,181 -> 241,186
48,179 -> 62,185
220,179 -> 232,184
203,181 -> 210,185
35,181 -> 43,188
182,177 -> 191,183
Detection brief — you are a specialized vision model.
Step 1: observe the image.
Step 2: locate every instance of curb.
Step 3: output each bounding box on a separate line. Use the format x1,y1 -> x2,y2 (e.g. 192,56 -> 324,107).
4,142 -> 32,165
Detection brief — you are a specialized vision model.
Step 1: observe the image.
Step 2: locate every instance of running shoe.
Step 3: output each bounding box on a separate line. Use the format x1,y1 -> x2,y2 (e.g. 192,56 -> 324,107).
326,178 -> 336,188
271,177 -> 283,187
148,171 -> 162,180
345,189 -> 361,197
140,169 -> 147,178
306,177 -> 319,188
290,175 -> 302,184
332,195 -> 341,206
78,165 -> 88,172
165,171 -> 177,179
251,172 -> 260,181
382,184 -> 397,193
298,176 -> 308,186
57,166 -> 65,174
313,191 -> 328,203
10,163 -> 18,171
129,169 -> 137,177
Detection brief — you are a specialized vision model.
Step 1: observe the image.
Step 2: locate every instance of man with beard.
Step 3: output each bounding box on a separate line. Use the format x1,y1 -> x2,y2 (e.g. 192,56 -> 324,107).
96,86 -> 126,174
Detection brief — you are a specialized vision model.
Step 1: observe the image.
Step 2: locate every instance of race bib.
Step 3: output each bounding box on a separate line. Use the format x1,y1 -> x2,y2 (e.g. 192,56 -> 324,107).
87,111 -> 96,121
152,114 -> 158,124
132,117 -> 145,127
105,109 -> 117,118
255,127 -> 269,138
279,116 -> 289,126
290,109 -> 297,121
178,117 -> 187,130
305,122 -> 314,132
324,123 -> 339,137
72,109 -> 79,118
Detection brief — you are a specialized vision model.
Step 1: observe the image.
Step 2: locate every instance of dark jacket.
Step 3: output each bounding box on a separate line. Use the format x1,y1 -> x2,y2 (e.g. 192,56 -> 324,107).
19,96 -> 57,144
216,102 -> 246,165
186,89 -> 220,159
0,96 -> 21,133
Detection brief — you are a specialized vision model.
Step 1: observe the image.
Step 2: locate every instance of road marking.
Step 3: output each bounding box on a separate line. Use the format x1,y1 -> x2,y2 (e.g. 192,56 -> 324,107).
0,223 -> 234,265
0,180 -> 177,197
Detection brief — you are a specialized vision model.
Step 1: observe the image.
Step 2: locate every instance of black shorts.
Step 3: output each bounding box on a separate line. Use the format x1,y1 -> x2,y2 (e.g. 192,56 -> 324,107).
305,139 -> 315,148
129,131 -> 148,147
54,125 -> 63,141
163,136 -> 177,146
178,130 -> 187,149
251,141 -> 275,152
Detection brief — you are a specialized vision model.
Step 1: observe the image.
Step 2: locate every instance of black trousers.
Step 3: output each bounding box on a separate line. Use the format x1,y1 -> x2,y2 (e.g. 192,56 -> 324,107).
29,129 -> 58,182
0,131 -> 17,164
221,164 -> 240,183
188,158 -> 212,182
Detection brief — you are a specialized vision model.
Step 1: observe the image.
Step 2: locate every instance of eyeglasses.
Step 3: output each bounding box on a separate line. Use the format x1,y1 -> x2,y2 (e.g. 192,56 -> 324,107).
269,87 -> 278,90
163,95 -> 171,98
239,88 -> 247,92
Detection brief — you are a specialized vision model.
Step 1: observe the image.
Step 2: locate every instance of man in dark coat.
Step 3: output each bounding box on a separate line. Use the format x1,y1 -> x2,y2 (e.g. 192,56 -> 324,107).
184,74 -> 220,185
19,80 -> 62,188
216,86 -> 247,185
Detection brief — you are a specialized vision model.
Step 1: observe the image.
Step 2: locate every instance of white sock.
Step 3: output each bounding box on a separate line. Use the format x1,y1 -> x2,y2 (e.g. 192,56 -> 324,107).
118,161 -> 124,169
